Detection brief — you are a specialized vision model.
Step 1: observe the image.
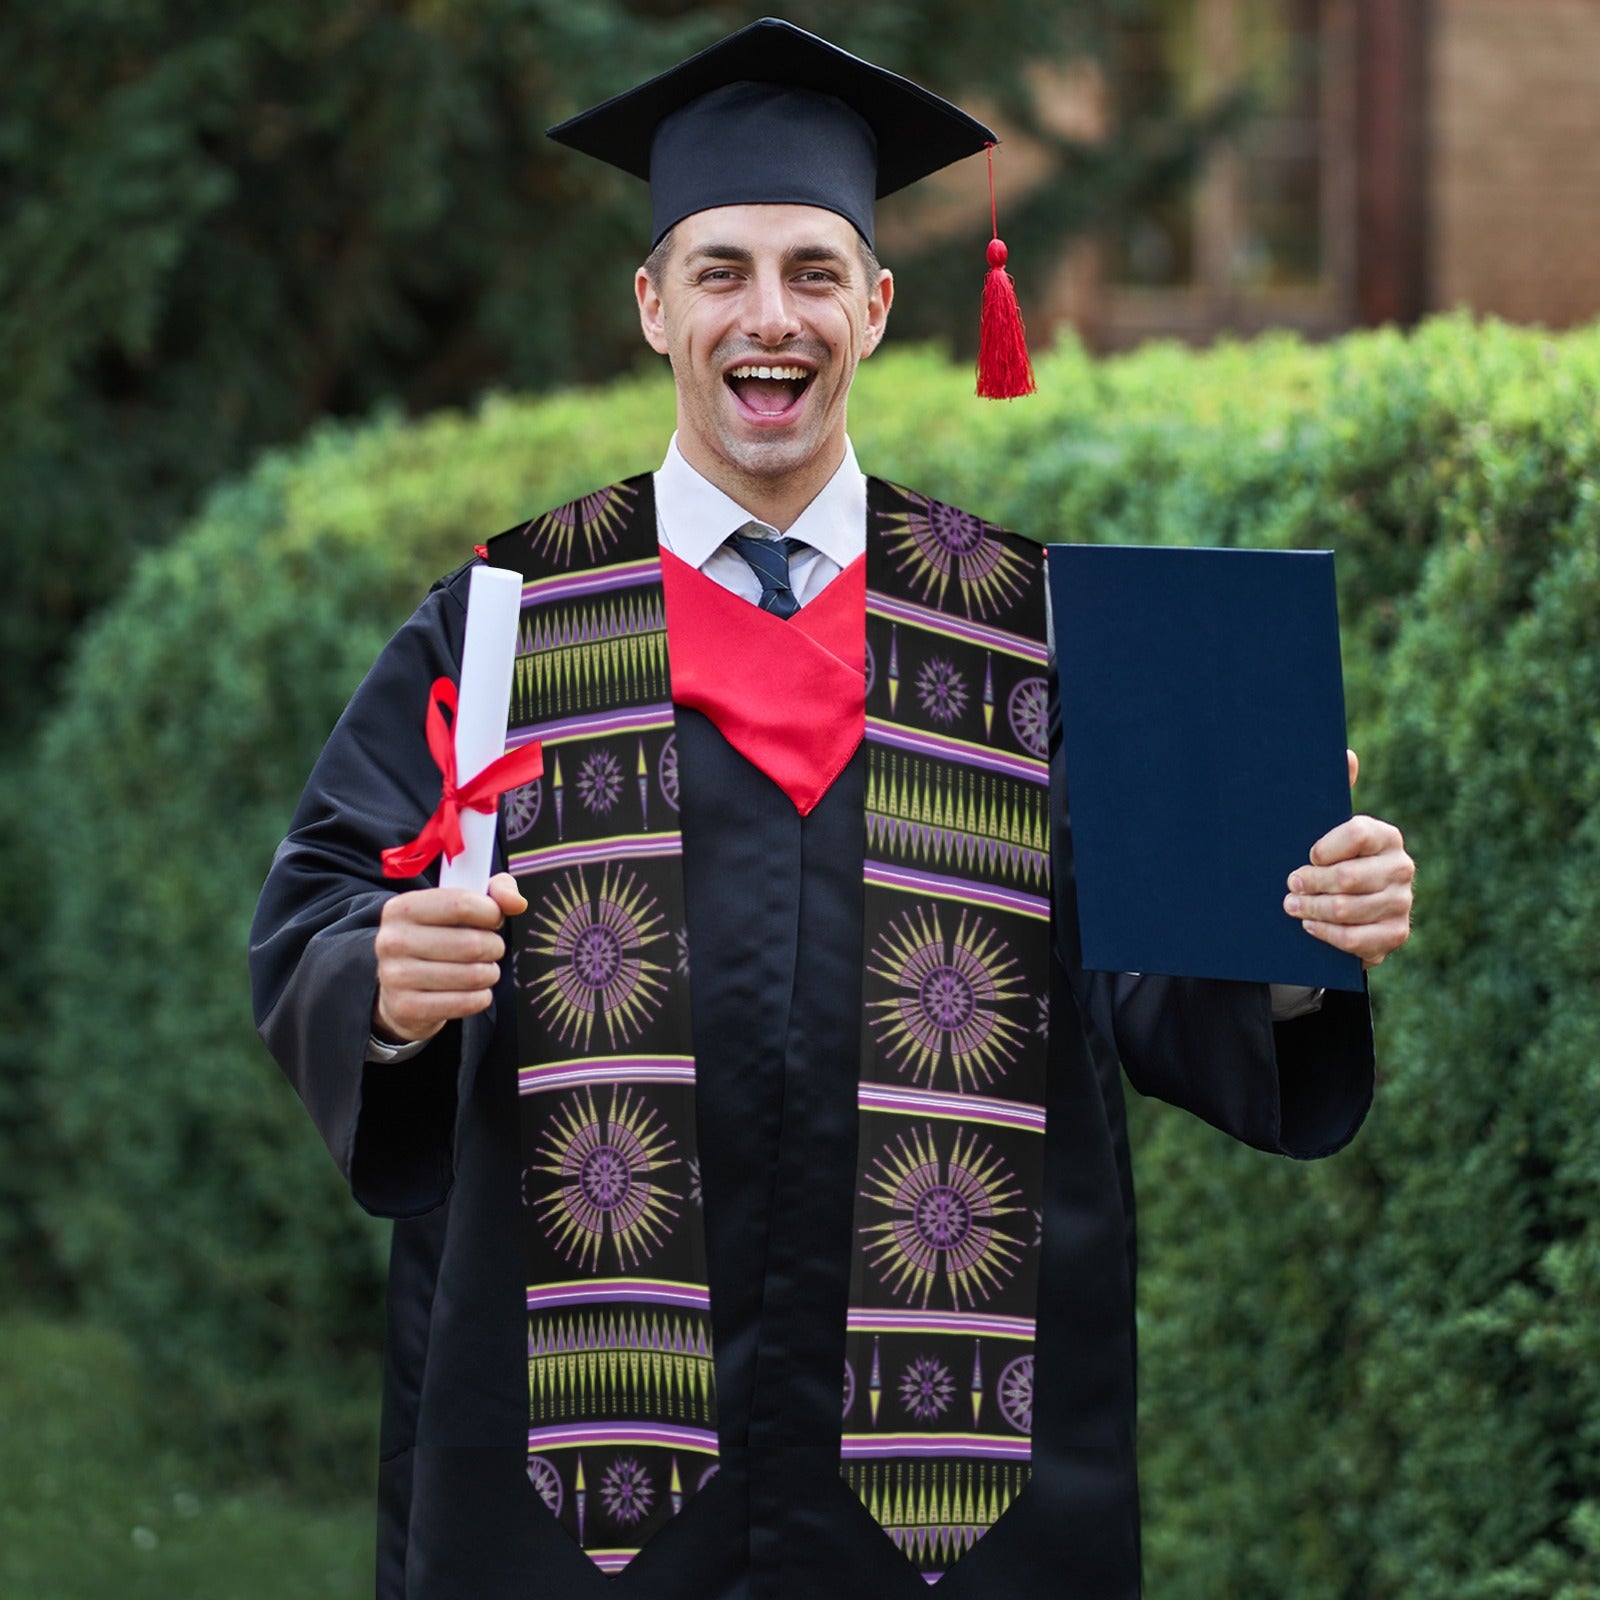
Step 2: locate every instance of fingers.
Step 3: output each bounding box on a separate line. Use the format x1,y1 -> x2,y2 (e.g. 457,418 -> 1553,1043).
373,977 -> 496,1045
375,912 -> 507,968
1286,842 -> 1413,909
1307,813 -> 1403,869
373,882 -> 525,1045
379,950 -> 505,991
1299,912 -> 1414,969
383,886 -> 512,929
1347,748 -> 1359,790
1284,810 -> 1415,969
1285,879 -> 1412,927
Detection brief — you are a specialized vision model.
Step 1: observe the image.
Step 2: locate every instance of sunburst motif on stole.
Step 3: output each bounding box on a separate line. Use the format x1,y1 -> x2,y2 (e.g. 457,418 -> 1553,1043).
526,865 -> 669,1052
866,905 -> 1028,1093
517,482 -> 638,569
998,1353 -> 1034,1434
575,749 -> 624,815
878,489 -> 1031,620
859,1124 -> 1026,1309
600,1457 -> 655,1525
527,1084 -> 681,1273
898,1355 -> 957,1422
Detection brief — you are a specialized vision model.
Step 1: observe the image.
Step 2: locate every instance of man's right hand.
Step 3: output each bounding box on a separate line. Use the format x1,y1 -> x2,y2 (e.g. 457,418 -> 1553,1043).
372,872 -> 528,1045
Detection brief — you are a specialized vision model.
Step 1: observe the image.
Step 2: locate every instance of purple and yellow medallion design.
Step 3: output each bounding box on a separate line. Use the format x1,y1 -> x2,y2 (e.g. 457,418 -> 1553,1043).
490,478 -> 717,1576
845,481 -> 1050,1583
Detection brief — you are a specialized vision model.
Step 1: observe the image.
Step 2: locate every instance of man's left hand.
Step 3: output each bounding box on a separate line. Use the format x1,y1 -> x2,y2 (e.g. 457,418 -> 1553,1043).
1284,750 -> 1415,969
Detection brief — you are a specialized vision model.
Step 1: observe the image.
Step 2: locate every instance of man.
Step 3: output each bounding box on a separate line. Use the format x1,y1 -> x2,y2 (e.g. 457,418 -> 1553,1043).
250,19 -> 1414,1600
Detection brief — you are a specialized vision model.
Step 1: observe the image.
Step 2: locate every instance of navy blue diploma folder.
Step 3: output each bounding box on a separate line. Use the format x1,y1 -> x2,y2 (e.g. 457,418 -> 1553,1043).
1048,544 -> 1364,993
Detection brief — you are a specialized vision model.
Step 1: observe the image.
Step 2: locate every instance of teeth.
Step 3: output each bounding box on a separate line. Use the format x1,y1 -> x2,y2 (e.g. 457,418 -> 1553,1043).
727,365 -> 809,381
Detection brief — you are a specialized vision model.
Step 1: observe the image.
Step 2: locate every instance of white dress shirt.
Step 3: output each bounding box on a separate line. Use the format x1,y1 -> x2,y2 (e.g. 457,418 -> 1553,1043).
654,433 -> 863,602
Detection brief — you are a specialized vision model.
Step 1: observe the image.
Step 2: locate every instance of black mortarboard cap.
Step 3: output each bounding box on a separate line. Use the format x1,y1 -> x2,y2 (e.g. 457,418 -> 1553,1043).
547,17 -> 998,248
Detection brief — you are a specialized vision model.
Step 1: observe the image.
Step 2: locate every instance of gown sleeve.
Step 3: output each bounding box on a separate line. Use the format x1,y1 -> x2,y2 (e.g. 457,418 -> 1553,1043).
1048,682 -> 1375,1161
248,564 -> 493,1216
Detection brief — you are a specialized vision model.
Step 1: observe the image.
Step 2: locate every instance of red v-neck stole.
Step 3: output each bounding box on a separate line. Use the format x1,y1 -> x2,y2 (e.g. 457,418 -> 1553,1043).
659,549 -> 866,815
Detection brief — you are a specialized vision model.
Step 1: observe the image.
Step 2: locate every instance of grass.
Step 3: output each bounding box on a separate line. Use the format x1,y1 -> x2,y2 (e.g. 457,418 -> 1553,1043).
0,1314 -> 372,1598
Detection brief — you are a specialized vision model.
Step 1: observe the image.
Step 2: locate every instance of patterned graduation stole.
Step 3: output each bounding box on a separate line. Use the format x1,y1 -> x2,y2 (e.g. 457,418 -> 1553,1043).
486,475 -> 1050,1583
489,477 -> 711,1577
845,480 -> 1051,1582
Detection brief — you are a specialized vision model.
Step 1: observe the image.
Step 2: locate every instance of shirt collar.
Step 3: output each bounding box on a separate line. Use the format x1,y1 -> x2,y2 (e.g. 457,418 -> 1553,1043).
654,434 -> 866,571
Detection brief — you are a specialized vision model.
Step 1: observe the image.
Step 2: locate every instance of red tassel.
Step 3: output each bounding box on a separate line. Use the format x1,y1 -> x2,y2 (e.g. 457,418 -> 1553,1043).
976,146 -> 1036,400
977,239 -> 1036,399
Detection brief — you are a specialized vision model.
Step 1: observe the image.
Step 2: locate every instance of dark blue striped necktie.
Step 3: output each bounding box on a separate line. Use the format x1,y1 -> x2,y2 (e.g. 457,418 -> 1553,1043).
727,526 -> 805,619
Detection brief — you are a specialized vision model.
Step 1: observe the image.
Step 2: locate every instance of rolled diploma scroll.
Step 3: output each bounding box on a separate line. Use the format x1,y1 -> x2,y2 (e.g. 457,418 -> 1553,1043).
439,564 -> 525,893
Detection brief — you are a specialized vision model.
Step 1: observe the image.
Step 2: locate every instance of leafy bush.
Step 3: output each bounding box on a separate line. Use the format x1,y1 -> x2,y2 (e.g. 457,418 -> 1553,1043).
34,315 -> 1600,1600
33,378 -> 675,1479
1113,323 -> 1600,1600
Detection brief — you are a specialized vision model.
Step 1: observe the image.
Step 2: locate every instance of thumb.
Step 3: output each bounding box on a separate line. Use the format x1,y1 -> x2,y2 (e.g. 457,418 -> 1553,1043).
488,871 -> 528,917
1347,748 -> 1360,791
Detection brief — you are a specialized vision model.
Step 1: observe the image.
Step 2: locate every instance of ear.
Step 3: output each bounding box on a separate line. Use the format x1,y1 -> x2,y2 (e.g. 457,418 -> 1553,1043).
636,266 -> 670,356
861,268 -> 894,358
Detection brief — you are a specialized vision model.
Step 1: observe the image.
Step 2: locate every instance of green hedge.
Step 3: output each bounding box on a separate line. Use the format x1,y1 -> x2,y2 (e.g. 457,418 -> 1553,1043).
33,318 -> 1600,1597
31,378 -> 677,1480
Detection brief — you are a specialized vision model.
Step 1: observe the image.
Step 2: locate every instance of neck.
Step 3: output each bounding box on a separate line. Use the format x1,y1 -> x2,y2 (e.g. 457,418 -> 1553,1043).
676,434 -> 846,533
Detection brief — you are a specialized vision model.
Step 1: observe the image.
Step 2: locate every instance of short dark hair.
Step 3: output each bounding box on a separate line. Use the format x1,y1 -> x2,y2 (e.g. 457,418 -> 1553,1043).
643,227 -> 677,291
642,225 -> 883,291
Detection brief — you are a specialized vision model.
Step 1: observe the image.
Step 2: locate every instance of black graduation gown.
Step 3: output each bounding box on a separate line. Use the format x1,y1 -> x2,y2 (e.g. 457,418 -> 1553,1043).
250,551 -> 1374,1600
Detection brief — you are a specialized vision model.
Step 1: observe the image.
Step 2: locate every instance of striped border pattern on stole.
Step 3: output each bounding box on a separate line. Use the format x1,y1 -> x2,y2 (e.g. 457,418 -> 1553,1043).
845,480 -> 1051,1584
487,476 -> 718,1575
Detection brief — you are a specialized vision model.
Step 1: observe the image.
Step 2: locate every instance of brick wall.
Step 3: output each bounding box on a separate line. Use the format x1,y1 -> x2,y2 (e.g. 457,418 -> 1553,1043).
1431,0 -> 1600,327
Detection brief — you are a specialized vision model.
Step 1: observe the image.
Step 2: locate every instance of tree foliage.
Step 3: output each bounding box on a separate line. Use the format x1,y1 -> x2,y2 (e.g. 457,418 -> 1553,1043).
31,375 -> 676,1474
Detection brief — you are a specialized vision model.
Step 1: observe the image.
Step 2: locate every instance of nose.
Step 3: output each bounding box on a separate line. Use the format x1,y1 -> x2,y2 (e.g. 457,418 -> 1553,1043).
745,267 -> 801,347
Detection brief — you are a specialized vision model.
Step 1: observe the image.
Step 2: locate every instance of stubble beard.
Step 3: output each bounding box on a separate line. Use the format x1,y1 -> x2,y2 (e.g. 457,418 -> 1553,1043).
687,335 -> 844,489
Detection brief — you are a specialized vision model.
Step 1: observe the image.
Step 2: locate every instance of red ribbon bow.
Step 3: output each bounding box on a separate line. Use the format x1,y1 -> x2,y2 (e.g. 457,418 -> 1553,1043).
381,677 -> 544,879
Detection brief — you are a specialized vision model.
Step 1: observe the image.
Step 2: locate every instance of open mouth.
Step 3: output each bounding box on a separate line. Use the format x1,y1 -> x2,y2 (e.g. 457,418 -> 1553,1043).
725,363 -> 813,418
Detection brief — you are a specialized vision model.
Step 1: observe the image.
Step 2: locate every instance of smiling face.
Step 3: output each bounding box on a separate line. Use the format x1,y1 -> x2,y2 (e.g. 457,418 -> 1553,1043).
636,204 -> 893,527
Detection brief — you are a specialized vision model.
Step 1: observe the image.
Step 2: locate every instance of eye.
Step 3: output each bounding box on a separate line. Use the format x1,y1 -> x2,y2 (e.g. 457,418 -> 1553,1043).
697,267 -> 743,284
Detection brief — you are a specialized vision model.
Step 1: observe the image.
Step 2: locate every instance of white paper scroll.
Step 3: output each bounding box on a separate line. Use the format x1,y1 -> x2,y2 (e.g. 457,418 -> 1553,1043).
439,564 -> 525,894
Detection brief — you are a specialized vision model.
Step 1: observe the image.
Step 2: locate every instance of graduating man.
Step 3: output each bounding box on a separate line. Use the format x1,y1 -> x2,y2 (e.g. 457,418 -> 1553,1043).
250,19 -> 1414,1600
